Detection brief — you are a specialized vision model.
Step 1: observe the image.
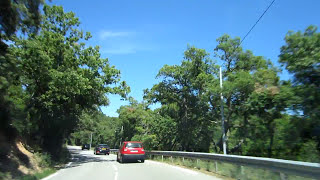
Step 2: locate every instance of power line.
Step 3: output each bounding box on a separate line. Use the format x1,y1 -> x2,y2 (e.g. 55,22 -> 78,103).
219,1 -> 276,150
240,0 -> 276,45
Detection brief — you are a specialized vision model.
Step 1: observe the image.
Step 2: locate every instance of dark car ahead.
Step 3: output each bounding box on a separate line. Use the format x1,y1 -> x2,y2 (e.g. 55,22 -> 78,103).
82,144 -> 90,150
94,144 -> 110,155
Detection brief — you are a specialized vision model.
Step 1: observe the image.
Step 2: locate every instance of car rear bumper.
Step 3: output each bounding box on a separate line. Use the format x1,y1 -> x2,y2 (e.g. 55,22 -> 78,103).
96,150 -> 110,154
123,154 -> 145,160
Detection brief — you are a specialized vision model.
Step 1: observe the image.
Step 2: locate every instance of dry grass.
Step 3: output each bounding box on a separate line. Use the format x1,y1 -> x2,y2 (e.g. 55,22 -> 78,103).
0,133 -> 45,179
16,141 -> 41,174
147,155 -> 315,180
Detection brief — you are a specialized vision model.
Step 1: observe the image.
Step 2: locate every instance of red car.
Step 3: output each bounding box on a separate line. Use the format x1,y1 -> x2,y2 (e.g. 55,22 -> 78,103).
117,141 -> 145,163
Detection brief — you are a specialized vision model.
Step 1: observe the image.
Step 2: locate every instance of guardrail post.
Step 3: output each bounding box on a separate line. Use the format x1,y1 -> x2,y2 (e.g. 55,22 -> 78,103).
197,159 -> 199,169
240,165 -> 245,175
215,161 -> 218,172
280,172 -> 288,180
146,150 -> 320,179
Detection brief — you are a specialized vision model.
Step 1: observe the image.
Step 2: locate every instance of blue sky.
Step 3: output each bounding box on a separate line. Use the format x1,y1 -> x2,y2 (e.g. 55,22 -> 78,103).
51,0 -> 320,117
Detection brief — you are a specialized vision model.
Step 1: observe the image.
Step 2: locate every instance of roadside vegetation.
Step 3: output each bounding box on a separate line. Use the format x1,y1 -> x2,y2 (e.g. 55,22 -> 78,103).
0,132 -> 69,179
148,155 -> 312,180
0,0 -> 319,179
0,1 -> 128,178
74,26 -> 320,163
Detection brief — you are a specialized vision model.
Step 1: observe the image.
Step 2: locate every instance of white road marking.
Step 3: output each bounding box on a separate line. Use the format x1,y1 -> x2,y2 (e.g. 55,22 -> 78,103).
114,172 -> 118,180
42,161 -> 73,180
112,164 -> 118,180
41,152 -> 74,180
66,162 -> 72,167
112,164 -> 118,171
147,160 -> 198,175
41,171 -> 59,180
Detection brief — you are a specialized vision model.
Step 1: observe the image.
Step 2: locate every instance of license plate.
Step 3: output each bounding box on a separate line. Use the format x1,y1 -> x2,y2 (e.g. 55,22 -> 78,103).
102,148 -> 106,150
131,150 -> 138,152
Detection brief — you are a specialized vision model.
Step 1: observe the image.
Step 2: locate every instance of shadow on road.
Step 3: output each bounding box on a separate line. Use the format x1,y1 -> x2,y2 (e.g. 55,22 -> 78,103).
64,149 -> 115,169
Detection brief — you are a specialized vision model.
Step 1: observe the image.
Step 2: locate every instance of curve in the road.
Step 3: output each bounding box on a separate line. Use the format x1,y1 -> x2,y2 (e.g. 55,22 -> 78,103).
43,146 -> 223,180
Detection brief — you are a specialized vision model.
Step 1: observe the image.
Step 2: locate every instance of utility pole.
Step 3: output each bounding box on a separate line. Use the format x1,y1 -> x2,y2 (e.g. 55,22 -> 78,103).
90,132 -> 93,149
119,126 -> 123,147
220,67 -> 227,155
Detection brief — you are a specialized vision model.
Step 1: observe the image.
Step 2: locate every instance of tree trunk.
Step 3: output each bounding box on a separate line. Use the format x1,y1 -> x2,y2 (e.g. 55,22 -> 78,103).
267,121 -> 274,158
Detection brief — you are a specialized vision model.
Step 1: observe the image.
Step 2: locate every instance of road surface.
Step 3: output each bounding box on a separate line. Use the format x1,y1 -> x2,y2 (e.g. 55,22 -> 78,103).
43,146 -> 223,180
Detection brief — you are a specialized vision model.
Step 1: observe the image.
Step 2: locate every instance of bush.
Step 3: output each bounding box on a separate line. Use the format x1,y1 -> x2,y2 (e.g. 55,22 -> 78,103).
297,140 -> 320,163
35,152 -> 52,168
0,172 -> 12,179
18,169 -> 56,180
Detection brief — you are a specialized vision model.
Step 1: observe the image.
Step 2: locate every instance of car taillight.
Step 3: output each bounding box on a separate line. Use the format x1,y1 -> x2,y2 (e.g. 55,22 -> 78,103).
124,148 -> 128,152
141,149 -> 144,151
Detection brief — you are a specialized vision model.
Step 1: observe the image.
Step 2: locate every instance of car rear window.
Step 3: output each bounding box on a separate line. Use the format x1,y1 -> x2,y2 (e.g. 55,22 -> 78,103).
126,143 -> 142,148
98,144 -> 109,148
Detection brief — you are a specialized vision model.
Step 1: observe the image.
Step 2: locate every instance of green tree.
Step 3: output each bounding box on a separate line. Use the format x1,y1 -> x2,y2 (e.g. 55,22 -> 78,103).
117,99 -> 177,150
279,25 -> 320,161
242,77 -> 294,157
0,0 -> 44,138
145,46 -> 217,152
117,99 -> 153,142
204,34 -> 296,157
212,34 -> 272,153
0,0 -> 44,36
10,5 -> 129,156
279,25 -> 320,130
70,111 -> 121,148
151,106 -> 178,150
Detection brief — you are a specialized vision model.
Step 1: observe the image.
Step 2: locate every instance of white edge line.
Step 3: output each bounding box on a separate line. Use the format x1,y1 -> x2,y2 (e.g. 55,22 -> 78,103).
112,164 -> 118,180
66,162 -> 72,167
147,160 -> 198,175
41,170 -> 60,180
112,163 -> 118,180
41,159 -> 73,180
42,146 -> 78,180
112,164 -> 118,171
114,171 -> 118,180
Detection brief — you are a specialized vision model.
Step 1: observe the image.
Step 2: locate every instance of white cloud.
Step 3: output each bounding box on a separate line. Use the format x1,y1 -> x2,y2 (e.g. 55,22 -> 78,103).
99,31 -> 132,39
102,47 -> 136,54
98,30 -> 154,54
102,43 -> 154,55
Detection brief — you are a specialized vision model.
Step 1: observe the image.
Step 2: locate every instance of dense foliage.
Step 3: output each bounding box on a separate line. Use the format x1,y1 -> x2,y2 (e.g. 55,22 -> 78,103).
1,2 -> 319,163
115,28 -> 320,162
1,4 -> 129,157
0,0 -> 44,139
70,111 -> 121,148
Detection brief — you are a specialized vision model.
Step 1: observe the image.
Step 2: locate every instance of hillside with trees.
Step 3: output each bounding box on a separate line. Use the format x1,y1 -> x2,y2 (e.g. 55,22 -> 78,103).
1,2 -> 319,179
0,3 -> 129,178
73,26 -> 320,163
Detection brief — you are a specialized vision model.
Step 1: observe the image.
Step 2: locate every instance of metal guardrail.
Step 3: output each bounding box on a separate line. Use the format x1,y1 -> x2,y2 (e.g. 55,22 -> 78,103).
146,151 -> 320,179
108,148 -> 319,178
110,149 -> 119,152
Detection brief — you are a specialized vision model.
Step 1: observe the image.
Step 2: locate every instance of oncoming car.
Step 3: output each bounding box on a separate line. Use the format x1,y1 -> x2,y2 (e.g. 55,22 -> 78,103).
94,144 -> 110,155
117,141 -> 145,163
82,144 -> 90,150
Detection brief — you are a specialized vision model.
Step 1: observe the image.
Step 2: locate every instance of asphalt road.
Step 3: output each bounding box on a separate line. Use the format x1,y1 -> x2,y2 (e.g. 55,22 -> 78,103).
43,146 -> 223,180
